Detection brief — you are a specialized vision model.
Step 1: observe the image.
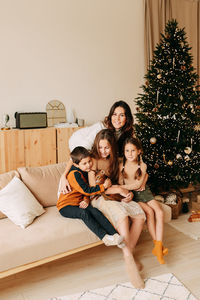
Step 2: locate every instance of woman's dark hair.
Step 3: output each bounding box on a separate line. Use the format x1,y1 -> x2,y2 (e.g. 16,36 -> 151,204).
122,137 -> 143,180
104,100 -> 134,135
91,129 -> 119,183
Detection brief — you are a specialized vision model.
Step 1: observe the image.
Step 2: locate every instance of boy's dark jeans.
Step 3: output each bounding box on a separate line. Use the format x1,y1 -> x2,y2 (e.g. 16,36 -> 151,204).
59,205 -> 117,240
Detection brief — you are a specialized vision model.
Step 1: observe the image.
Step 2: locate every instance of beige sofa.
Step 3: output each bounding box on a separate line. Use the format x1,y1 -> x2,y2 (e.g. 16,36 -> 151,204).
0,163 -> 172,279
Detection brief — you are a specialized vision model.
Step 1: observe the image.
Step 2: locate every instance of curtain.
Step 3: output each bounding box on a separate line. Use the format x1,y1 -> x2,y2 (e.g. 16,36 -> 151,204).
144,0 -> 200,83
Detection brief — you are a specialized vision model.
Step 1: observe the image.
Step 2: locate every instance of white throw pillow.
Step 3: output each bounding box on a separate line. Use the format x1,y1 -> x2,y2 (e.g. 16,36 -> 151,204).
0,176 -> 45,228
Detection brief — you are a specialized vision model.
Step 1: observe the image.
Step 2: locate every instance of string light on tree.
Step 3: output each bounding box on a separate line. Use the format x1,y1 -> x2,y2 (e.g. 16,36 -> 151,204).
168,160 -> 173,166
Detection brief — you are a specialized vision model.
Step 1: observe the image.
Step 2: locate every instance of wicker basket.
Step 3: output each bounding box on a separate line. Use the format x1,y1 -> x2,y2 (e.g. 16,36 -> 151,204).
166,196 -> 182,219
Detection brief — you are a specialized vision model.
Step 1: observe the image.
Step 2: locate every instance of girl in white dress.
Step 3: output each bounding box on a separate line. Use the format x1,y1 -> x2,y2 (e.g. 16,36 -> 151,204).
89,129 -> 146,288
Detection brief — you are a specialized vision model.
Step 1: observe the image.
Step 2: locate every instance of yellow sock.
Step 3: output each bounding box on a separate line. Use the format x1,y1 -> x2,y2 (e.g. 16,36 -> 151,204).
152,240 -> 165,264
163,247 -> 168,256
153,240 -> 168,256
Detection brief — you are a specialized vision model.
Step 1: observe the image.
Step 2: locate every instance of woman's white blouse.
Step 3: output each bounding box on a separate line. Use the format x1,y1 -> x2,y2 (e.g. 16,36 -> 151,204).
68,121 -> 106,151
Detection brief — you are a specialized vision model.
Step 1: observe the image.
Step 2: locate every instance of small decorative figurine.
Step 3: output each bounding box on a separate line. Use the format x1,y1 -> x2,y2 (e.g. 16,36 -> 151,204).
1,114 -> 11,130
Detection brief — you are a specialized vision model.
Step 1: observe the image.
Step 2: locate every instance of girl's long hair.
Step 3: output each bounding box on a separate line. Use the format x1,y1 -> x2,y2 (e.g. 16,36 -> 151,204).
122,137 -> 143,180
91,129 -> 119,183
104,100 -> 134,135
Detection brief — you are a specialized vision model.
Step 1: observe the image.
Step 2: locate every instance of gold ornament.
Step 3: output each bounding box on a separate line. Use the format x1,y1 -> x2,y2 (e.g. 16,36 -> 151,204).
157,74 -> 162,79
168,160 -> 173,166
184,147 -> 192,154
150,137 -> 157,144
184,155 -> 190,161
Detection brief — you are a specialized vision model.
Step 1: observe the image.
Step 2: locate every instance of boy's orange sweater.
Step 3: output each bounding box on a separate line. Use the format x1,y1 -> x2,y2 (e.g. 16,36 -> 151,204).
57,165 -> 104,211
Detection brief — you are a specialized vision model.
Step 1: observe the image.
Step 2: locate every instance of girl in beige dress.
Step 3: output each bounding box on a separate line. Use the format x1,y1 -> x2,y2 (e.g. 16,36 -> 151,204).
89,129 -> 146,288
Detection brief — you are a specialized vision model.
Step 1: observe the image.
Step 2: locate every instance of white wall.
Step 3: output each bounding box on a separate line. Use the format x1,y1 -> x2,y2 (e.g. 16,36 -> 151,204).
0,0 -> 144,127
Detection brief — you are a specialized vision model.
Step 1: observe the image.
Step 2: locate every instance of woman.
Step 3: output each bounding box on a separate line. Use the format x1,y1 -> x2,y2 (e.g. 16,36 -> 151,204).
59,100 -> 134,194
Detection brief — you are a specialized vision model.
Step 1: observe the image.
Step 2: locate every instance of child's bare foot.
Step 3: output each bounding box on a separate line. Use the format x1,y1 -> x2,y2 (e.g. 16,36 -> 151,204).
130,248 -> 143,271
124,254 -> 145,289
135,259 -> 143,271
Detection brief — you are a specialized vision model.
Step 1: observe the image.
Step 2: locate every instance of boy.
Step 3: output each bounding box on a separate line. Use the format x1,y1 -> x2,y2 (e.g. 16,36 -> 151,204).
57,146 -> 124,247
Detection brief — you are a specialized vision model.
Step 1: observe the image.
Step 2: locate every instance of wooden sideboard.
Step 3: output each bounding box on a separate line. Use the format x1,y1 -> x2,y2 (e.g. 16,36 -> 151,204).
0,127 -> 80,174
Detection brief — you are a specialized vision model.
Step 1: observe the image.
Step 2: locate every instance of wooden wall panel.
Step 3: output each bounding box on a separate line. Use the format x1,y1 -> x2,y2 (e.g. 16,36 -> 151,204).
0,130 -> 25,173
56,127 -> 81,163
24,128 -> 57,167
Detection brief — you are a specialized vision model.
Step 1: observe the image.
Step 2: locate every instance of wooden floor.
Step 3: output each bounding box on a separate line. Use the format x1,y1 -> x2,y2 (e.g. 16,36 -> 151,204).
0,223 -> 200,300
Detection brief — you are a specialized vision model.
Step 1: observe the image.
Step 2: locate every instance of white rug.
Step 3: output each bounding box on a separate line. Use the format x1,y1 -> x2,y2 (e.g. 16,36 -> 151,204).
49,273 -> 197,300
169,213 -> 200,240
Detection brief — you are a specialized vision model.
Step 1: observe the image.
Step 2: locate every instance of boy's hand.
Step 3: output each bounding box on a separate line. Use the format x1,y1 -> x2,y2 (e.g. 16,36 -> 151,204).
79,200 -> 89,209
103,178 -> 112,189
122,192 -> 133,203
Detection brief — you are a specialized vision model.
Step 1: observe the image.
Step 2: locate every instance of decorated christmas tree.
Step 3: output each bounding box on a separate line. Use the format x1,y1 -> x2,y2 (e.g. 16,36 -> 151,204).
135,19 -> 200,193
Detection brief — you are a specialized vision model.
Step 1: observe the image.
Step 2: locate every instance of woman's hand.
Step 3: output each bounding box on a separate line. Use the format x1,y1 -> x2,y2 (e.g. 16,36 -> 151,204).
59,175 -> 72,194
135,183 -> 145,191
135,173 -> 148,191
121,192 -> 133,203
119,187 -> 130,197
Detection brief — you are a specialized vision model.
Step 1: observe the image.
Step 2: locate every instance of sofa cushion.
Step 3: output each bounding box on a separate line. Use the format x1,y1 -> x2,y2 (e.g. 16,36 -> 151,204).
0,170 -> 20,219
18,162 -> 66,207
0,206 -> 100,272
0,176 -> 45,228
